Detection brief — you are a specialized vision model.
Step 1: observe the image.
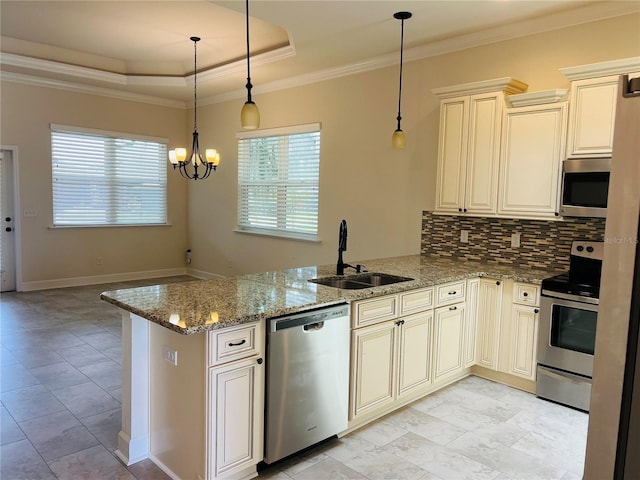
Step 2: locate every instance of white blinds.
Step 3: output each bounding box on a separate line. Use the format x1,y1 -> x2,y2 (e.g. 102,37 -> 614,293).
237,124 -> 320,240
51,125 -> 167,226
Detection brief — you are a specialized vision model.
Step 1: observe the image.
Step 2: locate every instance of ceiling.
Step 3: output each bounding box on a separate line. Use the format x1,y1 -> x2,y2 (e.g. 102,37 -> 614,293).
1,0 -> 638,106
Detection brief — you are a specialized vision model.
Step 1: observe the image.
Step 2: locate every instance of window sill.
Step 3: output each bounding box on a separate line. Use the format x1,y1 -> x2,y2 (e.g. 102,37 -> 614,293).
233,228 -> 321,243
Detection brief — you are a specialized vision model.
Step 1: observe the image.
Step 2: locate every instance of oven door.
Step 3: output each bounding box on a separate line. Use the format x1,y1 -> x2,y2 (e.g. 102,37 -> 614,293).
537,293 -> 598,378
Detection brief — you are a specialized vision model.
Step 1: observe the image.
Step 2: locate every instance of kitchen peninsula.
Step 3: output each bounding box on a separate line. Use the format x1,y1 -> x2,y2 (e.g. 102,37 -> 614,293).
101,254 -> 555,480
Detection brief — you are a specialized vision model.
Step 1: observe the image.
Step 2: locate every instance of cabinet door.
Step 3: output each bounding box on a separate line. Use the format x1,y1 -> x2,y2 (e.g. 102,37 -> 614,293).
433,303 -> 466,381
465,92 -> 503,214
566,76 -> 618,157
508,305 -> 539,380
475,279 -> 504,370
397,311 -> 433,398
464,279 -> 480,367
351,321 -> 397,419
208,357 -> 264,478
435,96 -> 469,213
498,102 -> 567,218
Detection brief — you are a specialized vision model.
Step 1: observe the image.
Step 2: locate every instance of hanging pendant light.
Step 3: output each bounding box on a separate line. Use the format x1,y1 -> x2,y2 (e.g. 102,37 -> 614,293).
392,11 -> 412,149
240,0 -> 260,129
168,36 -> 220,180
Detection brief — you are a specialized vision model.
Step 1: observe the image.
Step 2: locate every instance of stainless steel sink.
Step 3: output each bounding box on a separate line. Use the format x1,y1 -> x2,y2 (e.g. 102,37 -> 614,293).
309,272 -> 414,289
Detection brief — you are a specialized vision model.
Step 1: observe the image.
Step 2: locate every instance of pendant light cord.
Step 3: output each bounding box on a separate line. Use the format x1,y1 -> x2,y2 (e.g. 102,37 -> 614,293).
396,17 -> 405,131
245,0 -> 253,103
192,37 -> 198,131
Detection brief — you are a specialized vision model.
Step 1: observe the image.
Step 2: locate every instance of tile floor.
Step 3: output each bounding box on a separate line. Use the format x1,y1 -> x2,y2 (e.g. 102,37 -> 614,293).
1,278 -> 588,480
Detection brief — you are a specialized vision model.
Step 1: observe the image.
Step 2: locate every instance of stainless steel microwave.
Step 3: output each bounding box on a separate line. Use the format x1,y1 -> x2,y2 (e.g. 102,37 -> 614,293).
560,157 -> 610,218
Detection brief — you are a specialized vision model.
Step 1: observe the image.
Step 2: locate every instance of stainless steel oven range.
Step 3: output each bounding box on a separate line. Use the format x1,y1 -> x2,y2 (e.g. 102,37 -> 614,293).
537,240 -> 603,412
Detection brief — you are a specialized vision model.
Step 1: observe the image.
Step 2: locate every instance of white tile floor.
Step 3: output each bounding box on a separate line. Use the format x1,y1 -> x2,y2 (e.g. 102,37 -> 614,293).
1,278 -> 588,480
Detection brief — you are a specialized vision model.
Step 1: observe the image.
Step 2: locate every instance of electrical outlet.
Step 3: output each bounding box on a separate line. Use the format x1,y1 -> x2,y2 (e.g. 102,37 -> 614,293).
23,209 -> 37,217
163,346 -> 178,366
511,232 -> 521,248
96,257 -> 103,265
460,230 -> 469,243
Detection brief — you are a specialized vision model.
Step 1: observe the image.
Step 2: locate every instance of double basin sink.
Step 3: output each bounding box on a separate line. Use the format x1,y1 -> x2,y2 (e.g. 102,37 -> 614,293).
309,272 -> 414,290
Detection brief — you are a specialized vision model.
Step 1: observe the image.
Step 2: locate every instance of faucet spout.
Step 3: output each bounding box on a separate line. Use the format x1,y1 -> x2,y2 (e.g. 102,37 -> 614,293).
337,219 -> 348,275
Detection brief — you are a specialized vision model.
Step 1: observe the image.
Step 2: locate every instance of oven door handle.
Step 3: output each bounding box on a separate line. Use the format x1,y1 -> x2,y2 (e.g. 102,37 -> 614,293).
541,289 -> 599,305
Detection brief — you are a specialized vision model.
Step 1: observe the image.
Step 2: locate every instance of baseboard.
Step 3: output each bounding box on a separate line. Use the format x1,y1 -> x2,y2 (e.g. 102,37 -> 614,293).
186,267 -> 225,280
20,267 -> 190,291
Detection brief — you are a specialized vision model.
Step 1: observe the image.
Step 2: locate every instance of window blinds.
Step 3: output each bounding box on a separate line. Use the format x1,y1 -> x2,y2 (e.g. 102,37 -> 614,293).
51,125 -> 167,226
237,124 -> 320,240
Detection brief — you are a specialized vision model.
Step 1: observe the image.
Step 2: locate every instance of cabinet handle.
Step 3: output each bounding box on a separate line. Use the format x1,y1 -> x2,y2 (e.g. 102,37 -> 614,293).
448,291 -> 457,295
449,306 -> 457,311
458,208 -> 463,212
534,309 -> 539,314
256,358 -> 263,365
523,292 -> 529,297
496,281 -> 501,286
463,208 -> 467,213
395,320 -> 405,326
228,339 -> 247,347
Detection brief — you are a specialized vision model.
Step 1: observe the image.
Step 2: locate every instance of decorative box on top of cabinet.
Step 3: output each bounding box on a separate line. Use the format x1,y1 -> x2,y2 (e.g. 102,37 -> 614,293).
432,77 -> 528,216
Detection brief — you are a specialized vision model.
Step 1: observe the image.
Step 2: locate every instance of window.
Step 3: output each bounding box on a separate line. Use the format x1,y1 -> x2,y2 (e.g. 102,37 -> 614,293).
237,123 -> 320,240
51,124 -> 167,226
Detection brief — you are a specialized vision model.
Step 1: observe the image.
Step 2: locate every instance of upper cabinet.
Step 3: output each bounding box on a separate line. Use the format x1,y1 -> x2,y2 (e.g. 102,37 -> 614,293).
498,92 -> 568,219
560,57 -> 640,158
433,78 -> 528,216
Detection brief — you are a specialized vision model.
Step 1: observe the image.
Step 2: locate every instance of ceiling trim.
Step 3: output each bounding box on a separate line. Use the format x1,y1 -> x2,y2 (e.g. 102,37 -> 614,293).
0,71 -> 185,108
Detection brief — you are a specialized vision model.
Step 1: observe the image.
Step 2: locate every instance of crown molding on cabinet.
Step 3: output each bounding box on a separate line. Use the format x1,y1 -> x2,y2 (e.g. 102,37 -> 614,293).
507,89 -> 569,107
560,57 -> 640,81
432,77 -> 529,98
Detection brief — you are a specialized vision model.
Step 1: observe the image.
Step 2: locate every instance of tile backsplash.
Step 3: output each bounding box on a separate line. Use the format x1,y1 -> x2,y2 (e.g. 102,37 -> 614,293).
421,211 -> 606,271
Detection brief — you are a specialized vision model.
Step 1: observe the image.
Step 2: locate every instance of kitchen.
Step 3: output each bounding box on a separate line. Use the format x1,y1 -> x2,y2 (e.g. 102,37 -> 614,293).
1,1 -> 639,479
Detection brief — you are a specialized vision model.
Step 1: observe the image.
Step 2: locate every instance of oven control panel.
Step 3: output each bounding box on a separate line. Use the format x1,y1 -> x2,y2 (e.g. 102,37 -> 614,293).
571,241 -> 604,260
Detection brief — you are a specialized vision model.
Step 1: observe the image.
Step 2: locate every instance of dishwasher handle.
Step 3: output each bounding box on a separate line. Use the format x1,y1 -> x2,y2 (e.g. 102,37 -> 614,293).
270,304 -> 348,332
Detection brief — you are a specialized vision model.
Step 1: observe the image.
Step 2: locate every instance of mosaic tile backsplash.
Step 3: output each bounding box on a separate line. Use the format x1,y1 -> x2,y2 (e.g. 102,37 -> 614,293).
421,211 -> 606,271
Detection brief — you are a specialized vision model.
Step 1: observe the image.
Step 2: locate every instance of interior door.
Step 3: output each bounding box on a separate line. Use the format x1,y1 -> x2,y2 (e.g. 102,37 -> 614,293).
0,149 -> 16,292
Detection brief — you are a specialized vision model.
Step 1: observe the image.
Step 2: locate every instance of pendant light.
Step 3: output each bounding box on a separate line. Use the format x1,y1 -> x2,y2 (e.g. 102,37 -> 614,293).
240,0 -> 260,129
392,11 -> 412,149
168,36 -> 220,180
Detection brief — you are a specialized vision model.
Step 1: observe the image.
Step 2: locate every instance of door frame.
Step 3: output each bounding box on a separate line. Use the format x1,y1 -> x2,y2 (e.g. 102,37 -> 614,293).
1,145 -> 23,291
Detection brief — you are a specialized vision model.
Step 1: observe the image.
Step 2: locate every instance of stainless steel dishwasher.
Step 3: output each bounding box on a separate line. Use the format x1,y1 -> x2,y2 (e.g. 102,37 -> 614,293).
264,303 -> 350,464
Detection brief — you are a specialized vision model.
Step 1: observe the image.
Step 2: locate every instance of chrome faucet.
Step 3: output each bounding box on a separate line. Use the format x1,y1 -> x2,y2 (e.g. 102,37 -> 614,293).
336,220 -> 365,275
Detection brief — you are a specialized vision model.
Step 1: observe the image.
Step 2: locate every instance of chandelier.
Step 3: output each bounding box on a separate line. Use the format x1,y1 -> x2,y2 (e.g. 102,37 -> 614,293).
168,36 -> 220,180
240,0 -> 260,129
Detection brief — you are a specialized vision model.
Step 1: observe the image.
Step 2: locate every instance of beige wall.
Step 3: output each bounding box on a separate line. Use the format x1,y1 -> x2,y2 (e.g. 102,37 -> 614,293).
188,13 -> 640,277
0,83 -> 189,287
0,14 -> 638,285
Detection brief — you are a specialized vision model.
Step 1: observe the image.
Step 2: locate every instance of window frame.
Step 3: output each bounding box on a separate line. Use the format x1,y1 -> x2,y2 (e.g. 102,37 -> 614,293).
50,124 -> 168,228
236,123 -> 321,241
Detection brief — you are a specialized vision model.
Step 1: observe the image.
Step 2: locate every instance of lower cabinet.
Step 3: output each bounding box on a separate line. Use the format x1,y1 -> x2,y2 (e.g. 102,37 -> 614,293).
433,302 -> 466,381
475,279 -> 504,370
351,310 -> 433,420
206,323 -> 265,480
506,303 -> 540,380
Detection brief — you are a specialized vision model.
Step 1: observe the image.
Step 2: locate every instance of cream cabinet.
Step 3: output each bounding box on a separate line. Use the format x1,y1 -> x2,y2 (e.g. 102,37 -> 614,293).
474,279 -> 504,370
350,288 -> 434,421
498,102 -> 567,219
206,323 -> 264,479
433,78 -> 527,216
464,278 -> 480,368
505,283 -> 541,380
433,302 -> 466,381
566,75 -> 619,158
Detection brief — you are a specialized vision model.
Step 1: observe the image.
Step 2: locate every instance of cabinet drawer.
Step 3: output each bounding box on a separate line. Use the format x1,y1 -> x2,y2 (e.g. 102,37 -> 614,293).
435,281 -> 466,307
400,288 -> 434,315
513,283 -> 540,306
354,295 -> 397,328
208,322 -> 262,366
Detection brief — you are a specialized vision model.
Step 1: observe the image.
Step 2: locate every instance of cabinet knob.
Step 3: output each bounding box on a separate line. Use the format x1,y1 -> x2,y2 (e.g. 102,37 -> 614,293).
496,281 -> 501,286
449,306 -> 457,311
463,208 -> 467,213
458,208 -> 462,213
448,291 -> 457,295
523,292 -> 528,297
534,309 -> 539,314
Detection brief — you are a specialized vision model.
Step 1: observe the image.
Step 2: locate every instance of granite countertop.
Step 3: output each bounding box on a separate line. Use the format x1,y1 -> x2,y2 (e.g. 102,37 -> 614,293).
100,255 -> 557,335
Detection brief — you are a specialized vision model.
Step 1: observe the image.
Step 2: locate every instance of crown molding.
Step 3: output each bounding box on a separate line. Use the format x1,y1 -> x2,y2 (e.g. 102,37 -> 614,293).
560,56 -> 640,81
432,77 -> 528,98
0,71 -> 185,108
507,89 -> 569,107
